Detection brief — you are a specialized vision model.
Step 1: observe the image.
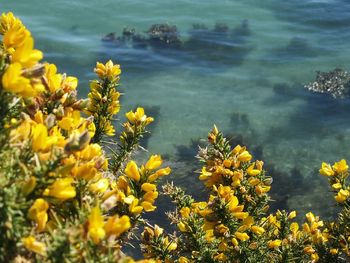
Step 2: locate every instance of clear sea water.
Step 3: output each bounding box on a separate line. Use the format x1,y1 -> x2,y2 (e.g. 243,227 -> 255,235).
4,0 -> 350,220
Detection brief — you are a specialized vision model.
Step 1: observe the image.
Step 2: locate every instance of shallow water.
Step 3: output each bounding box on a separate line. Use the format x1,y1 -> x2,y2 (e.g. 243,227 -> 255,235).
3,0 -> 350,220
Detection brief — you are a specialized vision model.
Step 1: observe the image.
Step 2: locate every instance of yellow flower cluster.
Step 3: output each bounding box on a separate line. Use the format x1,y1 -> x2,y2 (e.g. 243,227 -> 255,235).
320,159 -> 350,203
143,127 -> 350,262
0,12 -> 167,262
102,155 -> 171,216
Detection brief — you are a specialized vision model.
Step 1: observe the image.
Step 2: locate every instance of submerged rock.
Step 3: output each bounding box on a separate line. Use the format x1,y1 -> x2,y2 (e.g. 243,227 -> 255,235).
100,21 -> 252,69
146,24 -> 183,48
305,68 -> 350,99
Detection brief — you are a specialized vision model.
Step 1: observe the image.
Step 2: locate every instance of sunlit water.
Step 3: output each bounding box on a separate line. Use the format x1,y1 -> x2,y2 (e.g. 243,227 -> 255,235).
4,0 -> 350,221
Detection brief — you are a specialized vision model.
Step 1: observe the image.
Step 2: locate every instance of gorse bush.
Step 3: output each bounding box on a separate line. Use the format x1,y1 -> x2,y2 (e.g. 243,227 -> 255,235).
0,11 -> 349,263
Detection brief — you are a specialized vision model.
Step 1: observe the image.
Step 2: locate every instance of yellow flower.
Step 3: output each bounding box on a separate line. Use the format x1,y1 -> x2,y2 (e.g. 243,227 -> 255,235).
89,178 -> 109,193
43,178 -> 76,201
179,257 -> 190,263
2,62 -> 36,97
126,107 -> 154,124
94,60 -> 121,79
268,239 -> 282,249
80,143 -> 103,160
335,189 -> 349,203
44,63 -> 62,93
235,232 -> 250,241
62,76 -> 78,91
255,185 -> 271,195
154,225 -> 164,237
31,123 -> 58,152
178,221 -> 187,232
141,183 -> 157,192
231,238 -> 239,246
22,236 -> 46,256
237,150 -> 252,162
141,201 -> 156,212
3,24 -> 29,52
1,12 -> 23,33
22,176 -> 37,196
145,155 -> 163,170
247,163 -> 260,176
104,215 -> 130,237
180,207 -> 191,218
332,183 -> 342,190
304,246 -> 315,254
251,226 -> 265,235
28,198 -> 49,232
12,35 -> 43,67
88,206 -> 105,244
319,162 -> 335,176
31,123 -> 49,152
124,195 -> 143,214
306,212 -> 316,223
288,211 -> 297,220
125,161 -> 141,182
333,159 -> 348,174
58,110 -> 82,131
330,248 -> 338,255
147,167 -> 171,182
290,222 -> 299,236
142,191 -> 159,203
72,162 -> 97,180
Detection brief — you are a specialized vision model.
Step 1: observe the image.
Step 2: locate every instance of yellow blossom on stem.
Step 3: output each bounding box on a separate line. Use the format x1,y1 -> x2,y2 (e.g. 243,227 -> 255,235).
1,12 -> 24,34
141,201 -> 157,212
125,160 -> 141,182
28,198 -> 49,232
62,75 -> 78,91
88,206 -> 105,244
126,107 -> 154,125
333,159 -> 349,174
319,162 -> 335,176
94,60 -> 121,80
141,183 -> 157,192
31,123 -> 58,152
3,24 -> 29,52
43,63 -> 62,93
251,226 -> 265,235
104,215 -> 131,237
2,62 -> 38,97
12,35 -> 43,68
335,189 -> 349,203
235,232 -> 250,241
180,207 -> 191,218
237,150 -> 252,162
22,236 -> 46,256
145,155 -> 163,170
43,178 -> 76,201
288,211 -> 297,220
147,167 -> 171,182
22,176 -> 37,196
89,178 -> 109,194
268,239 -> 282,249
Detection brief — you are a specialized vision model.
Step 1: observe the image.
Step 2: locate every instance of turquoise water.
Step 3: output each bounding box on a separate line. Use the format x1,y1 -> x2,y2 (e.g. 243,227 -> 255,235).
3,0 -> 350,219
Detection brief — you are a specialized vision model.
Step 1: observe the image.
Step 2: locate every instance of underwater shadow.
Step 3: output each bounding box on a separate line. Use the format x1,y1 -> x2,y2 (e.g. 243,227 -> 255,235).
261,36 -> 321,65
